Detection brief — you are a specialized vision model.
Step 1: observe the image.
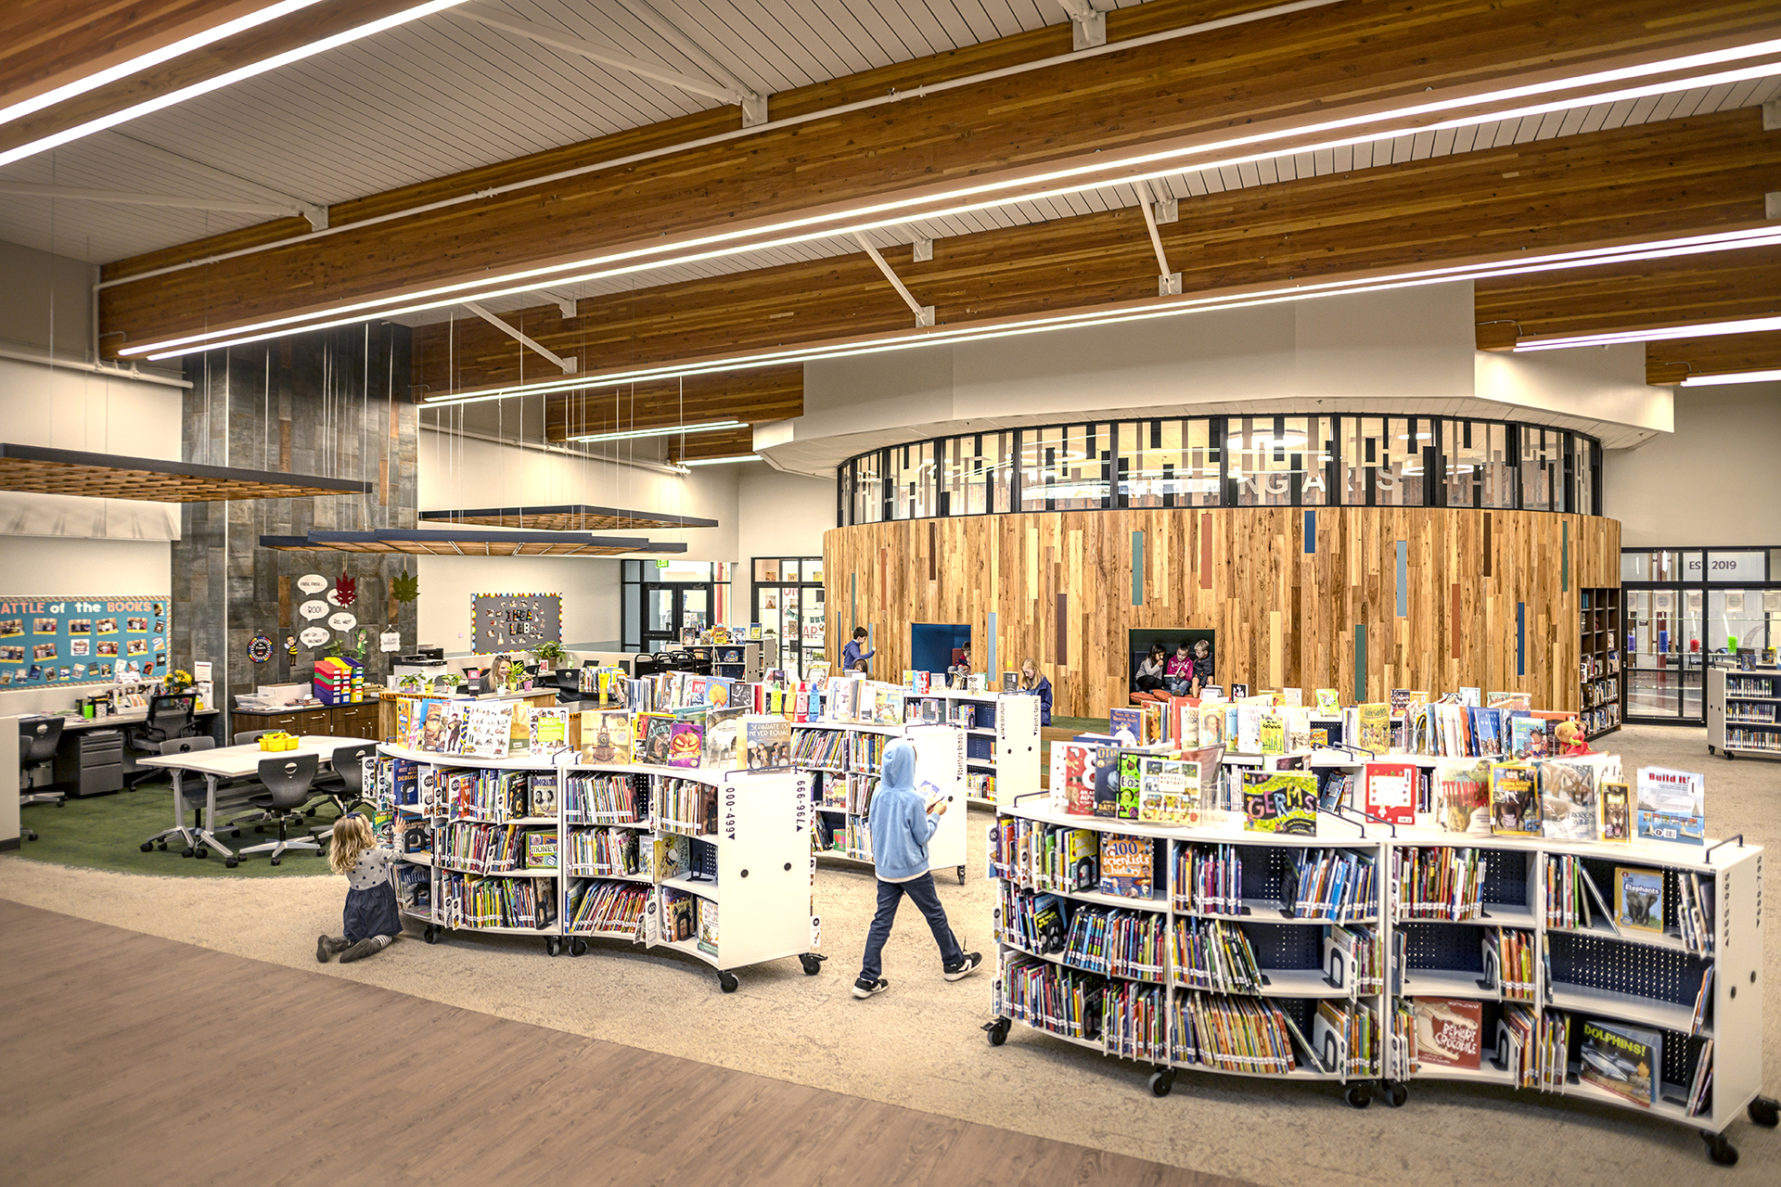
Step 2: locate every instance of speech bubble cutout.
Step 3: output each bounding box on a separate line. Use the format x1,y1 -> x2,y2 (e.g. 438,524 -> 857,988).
327,612 -> 358,632
296,573 -> 328,595
300,599 -> 328,621
299,626 -> 330,648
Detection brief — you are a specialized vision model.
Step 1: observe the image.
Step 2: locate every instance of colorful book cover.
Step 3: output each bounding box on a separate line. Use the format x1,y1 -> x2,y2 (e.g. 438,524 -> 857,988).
528,773 -> 558,817
1356,703 -> 1391,754
1614,867 -> 1664,934
1388,688 -> 1412,717
1092,745 -> 1123,817
1140,700 -> 1164,746
696,897 -> 720,956
1489,762 -> 1540,836
1030,894 -> 1066,953
1413,998 -> 1483,1070
1539,758 -> 1599,842
1258,712 -> 1285,756
524,831 -> 558,869
1433,759 -> 1491,834
583,710 -> 631,764
830,677 -> 857,723
873,683 -> 904,725
1509,714 -> 1547,760
462,702 -> 514,758
1578,1019 -> 1661,1107
1169,696 -> 1200,748
1458,687 -> 1482,707
1097,836 -> 1154,899
1137,758 -> 1199,825
1049,742 -> 1097,816
639,713 -> 675,765
1060,829 -> 1099,891
528,707 -> 569,756
1597,781 -> 1632,842
1362,761 -> 1418,827
1109,707 -> 1143,741
701,707 -> 746,769
1117,751 -> 1143,820
746,717 -> 793,770
703,676 -> 735,709
1242,771 -> 1318,835
1198,704 -> 1227,748
667,721 -> 703,768
1313,688 -> 1341,715
1635,767 -> 1705,845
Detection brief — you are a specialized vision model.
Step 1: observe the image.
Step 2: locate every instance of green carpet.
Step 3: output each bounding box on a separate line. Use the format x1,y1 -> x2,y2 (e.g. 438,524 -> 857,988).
18,779 -> 334,878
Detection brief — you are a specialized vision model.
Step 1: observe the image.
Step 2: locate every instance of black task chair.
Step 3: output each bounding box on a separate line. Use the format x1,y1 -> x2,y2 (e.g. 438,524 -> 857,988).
233,729 -> 270,745
139,736 -> 216,853
17,716 -> 66,842
550,668 -> 581,705
237,754 -> 323,866
125,693 -> 197,787
318,743 -> 376,817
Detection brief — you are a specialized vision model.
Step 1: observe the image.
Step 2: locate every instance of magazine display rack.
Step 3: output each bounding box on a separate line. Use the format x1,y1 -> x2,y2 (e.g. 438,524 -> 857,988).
371,744 -> 823,992
904,688 -> 1042,810
985,792 -> 1774,1164
1706,667 -> 1781,761
793,722 -> 968,883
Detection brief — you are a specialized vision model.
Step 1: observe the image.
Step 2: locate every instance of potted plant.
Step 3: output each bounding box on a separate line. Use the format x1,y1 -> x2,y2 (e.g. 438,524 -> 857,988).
531,640 -> 567,674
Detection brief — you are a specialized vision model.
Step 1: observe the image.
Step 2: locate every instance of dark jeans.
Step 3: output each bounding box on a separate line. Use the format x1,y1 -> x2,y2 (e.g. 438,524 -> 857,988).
859,872 -> 963,981
1135,674 -> 1165,692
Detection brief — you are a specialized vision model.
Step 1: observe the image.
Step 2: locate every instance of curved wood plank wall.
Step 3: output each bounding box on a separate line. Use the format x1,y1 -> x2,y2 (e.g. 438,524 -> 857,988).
824,508 -> 1620,720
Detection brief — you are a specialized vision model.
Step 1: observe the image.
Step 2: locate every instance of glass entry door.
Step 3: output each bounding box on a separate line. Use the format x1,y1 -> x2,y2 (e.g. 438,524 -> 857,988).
1624,586 -> 1706,723
643,584 -> 712,652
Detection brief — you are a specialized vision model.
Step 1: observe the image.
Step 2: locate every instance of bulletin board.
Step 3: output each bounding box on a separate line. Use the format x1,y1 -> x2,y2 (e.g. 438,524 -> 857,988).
471,592 -> 562,654
0,594 -> 170,688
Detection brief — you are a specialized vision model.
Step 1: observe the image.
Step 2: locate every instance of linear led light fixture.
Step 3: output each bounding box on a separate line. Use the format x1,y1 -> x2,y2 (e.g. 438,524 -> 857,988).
0,0 -> 333,129
1514,314 -> 1781,352
419,226 -> 1781,409
116,41 -> 1781,361
678,454 -> 762,466
0,0 -> 469,170
568,419 -> 743,445
1679,368 -> 1781,387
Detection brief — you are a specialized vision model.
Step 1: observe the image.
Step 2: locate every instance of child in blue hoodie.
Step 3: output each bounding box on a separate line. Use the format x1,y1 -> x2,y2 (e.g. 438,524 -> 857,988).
853,738 -> 982,998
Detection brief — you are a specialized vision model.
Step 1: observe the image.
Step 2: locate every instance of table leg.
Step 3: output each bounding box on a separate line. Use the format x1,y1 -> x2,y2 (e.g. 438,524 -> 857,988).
142,769 -> 198,852
196,773 -> 237,859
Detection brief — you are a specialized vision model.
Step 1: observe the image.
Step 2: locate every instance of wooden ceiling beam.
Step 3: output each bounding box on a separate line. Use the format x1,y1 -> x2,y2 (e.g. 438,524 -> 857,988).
96,0 -> 1781,357
537,365 -> 803,443
667,426 -> 758,464
1647,330 -> 1781,385
414,110 -> 1781,404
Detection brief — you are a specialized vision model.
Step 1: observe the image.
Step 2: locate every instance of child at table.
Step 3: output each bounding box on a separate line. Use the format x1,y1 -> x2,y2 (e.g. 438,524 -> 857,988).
316,813 -> 402,964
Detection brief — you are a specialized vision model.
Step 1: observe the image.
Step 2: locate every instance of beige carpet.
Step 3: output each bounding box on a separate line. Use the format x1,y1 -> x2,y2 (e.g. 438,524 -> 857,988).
2,724 -> 1776,1185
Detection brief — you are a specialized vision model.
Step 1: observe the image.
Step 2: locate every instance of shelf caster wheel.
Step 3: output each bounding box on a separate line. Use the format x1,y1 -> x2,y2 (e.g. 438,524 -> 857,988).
957,865 -> 966,885
1149,1068 -> 1176,1098
1344,1083 -> 1372,1110
1382,1081 -> 1408,1108
423,925 -> 439,944
718,971 -> 740,993
1748,1096 -> 1780,1128
799,952 -> 826,976
224,856 -> 239,869
570,938 -> 588,957
140,841 -> 154,852
984,1018 -> 1010,1047
1701,1131 -> 1738,1166
546,937 -> 562,957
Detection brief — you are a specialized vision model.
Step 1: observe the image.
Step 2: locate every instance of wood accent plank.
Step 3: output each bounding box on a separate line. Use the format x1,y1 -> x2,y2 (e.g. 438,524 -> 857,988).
827,508 -> 1619,718
537,366 -> 802,442
412,110 -> 1781,395
97,1 -> 1781,353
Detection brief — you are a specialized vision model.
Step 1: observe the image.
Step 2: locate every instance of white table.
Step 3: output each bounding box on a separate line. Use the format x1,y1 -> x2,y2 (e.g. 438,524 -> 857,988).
139,735 -> 376,864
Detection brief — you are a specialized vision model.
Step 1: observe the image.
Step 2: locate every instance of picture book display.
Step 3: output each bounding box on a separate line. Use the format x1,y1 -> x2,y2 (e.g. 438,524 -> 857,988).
1597,781 -> 1632,842
1489,762 -> 1540,836
1613,867 -> 1665,935
1432,759 -> 1491,834
527,707 -> 570,756
1098,836 -> 1155,899
1578,1019 -> 1661,1107
1412,998 -> 1483,1071
1137,758 -> 1201,825
1538,758 -> 1598,842
1361,761 -> 1417,827
1356,703 -> 1391,754
1635,767 -> 1705,845
1241,771 -> 1317,836
1049,742 -> 1098,816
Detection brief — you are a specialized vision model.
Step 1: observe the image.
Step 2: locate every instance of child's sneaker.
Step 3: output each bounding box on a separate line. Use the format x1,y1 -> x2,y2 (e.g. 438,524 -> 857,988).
944,952 -> 984,981
852,976 -> 889,999
316,934 -> 344,963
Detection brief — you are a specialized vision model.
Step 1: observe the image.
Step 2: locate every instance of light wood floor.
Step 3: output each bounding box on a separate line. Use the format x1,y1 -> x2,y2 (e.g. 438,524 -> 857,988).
0,899 -> 1247,1187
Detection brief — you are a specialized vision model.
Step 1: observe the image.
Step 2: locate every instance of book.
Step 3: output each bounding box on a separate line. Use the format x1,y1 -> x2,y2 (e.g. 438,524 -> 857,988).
1362,761 -> 1417,827
1241,771 -> 1317,835
1614,867 -> 1665,934
1412,998 -> 1483,1070
1433,758 -> 1491,834
1137,758 -> 1199,825
1098,835 -> 1154,898
1257,712 -> 1285,756
528,773 -> 559,817
703,676 -> 735,709
524,831 -> 558,869
745,717 -> 792,770
1636,767 -> 1705,845
1060,829 -> 1099,891
1049,741 -> 1098,815
1002,671 -> 1018,693
1458,686 -> 1482,707
1092,745 -> 1123,817
1030,894 -> 1067,953
462,702 -> 515,758
581,710 -> 631,764
636,713 -> 674,765
1109,707 -> 1143,741
1538,758 -> 1599,842
1489,762 -> 1540,836
644,832 -> 692,881
1389,688 -> 1412,717
1198,704 -> 1228,748
1508,715 -> 1547,760
1117,751 -> 1143,820
1598,781 -> 1632,842
1578,1019 -> 1661,1107
527,707 -> 570,756
1356,703 -> 1391,754
667,721 -> 704,767
696,898 -> 719,955
1313,688 -> 1340,715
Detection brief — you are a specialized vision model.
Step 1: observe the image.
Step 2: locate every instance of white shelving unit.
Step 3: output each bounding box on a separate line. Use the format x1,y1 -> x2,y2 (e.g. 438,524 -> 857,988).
1707,667 -> 1781,761
372,742 -> 823,992
791,721 -> 968,883
903,688 -> 1041,810
983,784 -> 1775,1163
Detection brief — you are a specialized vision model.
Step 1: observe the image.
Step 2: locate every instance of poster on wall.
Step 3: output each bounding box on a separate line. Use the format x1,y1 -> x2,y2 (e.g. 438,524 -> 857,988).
0,595 -> 169,688
471,592 -> 562,654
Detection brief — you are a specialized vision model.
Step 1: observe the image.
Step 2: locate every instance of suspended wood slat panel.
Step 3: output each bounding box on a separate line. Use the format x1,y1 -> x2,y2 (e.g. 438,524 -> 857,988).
824,508 -> 1620,720
0,441 -> 371,502
418,505 -> 719,532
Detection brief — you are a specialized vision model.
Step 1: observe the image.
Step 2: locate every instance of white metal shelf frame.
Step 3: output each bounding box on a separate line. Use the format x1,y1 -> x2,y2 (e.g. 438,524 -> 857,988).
792,720 -> 969,883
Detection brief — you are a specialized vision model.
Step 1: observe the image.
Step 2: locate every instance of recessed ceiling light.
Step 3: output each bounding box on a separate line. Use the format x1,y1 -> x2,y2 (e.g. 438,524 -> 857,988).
1678,368 -> 1781,387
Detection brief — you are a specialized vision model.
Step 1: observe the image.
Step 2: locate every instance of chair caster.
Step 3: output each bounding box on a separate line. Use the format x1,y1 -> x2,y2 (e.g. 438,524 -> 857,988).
181,847 -> 194,858
157,842 -> 167,851
314,848 -> 325,857
1749,1096 -> 1780,1128
1701,1130 -> 1738,1166
1149,1068 -> 1175,1097
1344,1082 -> 1372,1109
984,1017 -> 1010,1047
194,848 -> 208,859
799,952 -> 826,976
718,970 -> 739,993
570,938 -> 588,957
270,857 -> 280,866
140,841 -> 154,852
230,829 -> 241,838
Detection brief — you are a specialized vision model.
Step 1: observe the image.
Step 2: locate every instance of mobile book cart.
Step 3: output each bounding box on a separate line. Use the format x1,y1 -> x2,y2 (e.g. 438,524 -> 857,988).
901,688 -> 1041,810
793,721 -> 969,883
373,744 -> 823,993
1707,666 -> 1781,761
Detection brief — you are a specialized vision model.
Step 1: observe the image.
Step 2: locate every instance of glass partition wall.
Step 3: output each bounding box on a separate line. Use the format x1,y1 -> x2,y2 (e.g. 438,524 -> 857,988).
1620,548 -> 1781,724
837,415 -> 1601,524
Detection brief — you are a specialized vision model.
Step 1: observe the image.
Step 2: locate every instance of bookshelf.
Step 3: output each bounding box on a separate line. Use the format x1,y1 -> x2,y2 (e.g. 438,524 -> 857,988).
986,788 -> 1773,1161
1707,667 -> 1781,761
713,640 -> 763,682
903,689 -> 1042,810
793,722 -> 968,883
372,745 -> 823,991
1579,588 -> 1623,739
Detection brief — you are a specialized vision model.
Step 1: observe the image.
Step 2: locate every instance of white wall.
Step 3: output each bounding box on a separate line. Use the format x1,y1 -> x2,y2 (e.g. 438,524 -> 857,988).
734,462 -> 837,624
414,555 -> 623,653
1605,383 -> 1781,547
0,240 -> 94,360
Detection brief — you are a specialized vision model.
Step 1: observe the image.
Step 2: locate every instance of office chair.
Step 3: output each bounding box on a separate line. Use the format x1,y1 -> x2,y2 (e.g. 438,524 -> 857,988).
17,716 -> 65,842
317,743 -> 376,817
551,669 -> 581,705
236,754 -> 323,865
139,736 -> 216,853
233,729 -> 270,745
125,693 -> 198,787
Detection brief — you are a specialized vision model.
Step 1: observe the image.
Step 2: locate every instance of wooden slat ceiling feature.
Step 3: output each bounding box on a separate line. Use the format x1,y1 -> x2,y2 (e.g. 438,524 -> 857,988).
1646,330 -> 1781,385
535,365 -> 802,443
667,426 -> 757,464
0,441 -> 372,502
1474,244 -> 1781,350
96,0 -> 1781,355
426,109 -> 1781,398
418,504 -> 719,531
259,529 -> 688,556
0,0 -> 264,110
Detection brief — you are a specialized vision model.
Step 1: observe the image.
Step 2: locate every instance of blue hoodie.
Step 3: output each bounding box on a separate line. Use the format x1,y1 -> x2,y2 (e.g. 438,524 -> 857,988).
867,739 -> 938,881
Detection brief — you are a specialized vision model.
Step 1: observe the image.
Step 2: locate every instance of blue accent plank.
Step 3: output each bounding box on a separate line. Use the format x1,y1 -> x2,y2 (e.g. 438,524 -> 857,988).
1517,602 -> 1526,677
1304,510 -> 1316,554
1395,540 -> 1407,618
1562,522 -> 1570,593
1354,625 -> 1367,701
1131,530 -> 1145,605
987,612 -> 997,674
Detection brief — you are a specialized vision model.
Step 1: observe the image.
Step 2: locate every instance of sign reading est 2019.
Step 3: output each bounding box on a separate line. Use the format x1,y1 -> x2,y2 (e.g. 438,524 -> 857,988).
0,595 -> 169,687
